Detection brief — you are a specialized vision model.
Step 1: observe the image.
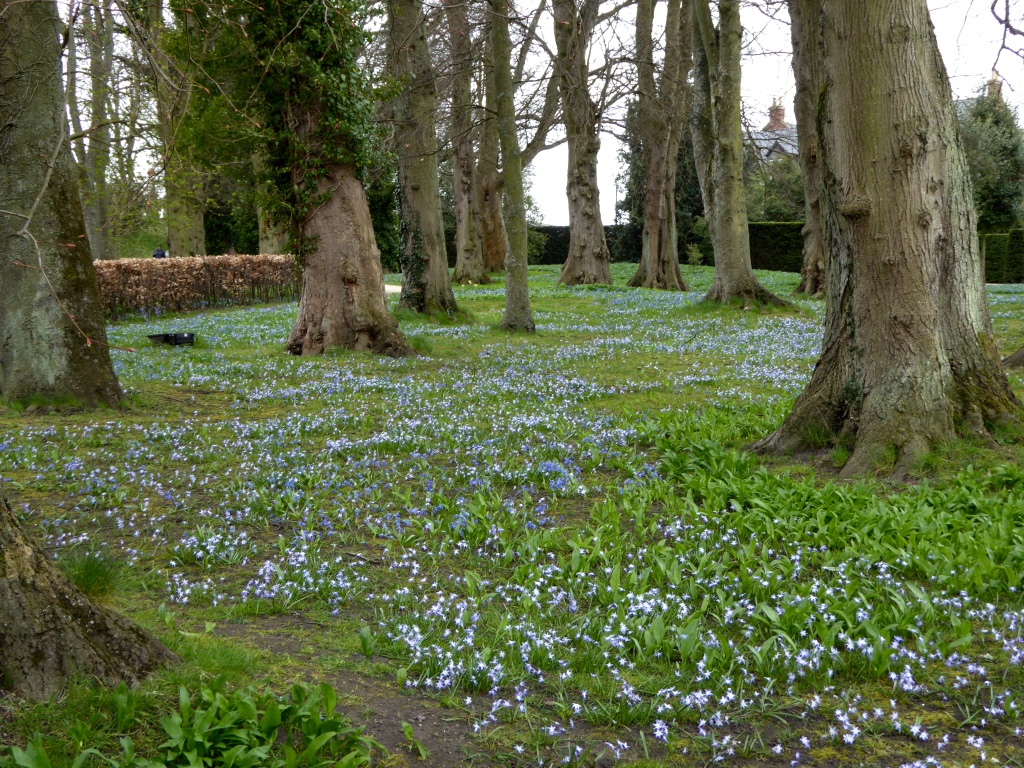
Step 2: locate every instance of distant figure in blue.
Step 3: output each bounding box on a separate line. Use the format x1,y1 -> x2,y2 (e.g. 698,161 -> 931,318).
152,245 -> 167,259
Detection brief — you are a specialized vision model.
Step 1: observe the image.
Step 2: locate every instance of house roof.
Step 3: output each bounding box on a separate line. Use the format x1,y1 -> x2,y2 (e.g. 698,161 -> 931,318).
748,127 -> 799,160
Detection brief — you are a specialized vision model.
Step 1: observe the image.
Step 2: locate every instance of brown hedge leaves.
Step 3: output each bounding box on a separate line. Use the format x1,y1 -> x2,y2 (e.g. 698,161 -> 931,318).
94,254 -> 300,318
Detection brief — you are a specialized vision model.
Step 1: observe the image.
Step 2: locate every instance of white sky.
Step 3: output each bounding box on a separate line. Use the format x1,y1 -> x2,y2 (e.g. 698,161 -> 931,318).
528,0 -> 1024,225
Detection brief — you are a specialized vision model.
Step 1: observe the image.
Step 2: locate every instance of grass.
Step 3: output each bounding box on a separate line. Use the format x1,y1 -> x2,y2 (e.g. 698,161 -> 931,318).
58,550 -> 128,601
3,264 -> 1024,767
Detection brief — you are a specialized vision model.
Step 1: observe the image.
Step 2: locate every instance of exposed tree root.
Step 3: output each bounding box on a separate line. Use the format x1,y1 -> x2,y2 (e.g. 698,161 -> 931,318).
1,494 -> 178,701
703,278 -> 791,308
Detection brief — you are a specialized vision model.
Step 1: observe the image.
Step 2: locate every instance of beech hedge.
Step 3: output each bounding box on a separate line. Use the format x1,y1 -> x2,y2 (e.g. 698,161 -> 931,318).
94,254 -> 300,318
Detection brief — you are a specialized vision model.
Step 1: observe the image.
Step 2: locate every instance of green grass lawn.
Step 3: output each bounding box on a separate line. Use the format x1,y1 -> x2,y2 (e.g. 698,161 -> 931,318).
4,264 -> 1024,767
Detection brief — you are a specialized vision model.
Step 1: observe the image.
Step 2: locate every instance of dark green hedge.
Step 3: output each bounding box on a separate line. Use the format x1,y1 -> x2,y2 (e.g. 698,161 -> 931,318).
525,221 -> 805,273
527,225 -> 643,265
985,233 -> 1010,283
1007,230 -> 1024,284
747,222 -> 804,273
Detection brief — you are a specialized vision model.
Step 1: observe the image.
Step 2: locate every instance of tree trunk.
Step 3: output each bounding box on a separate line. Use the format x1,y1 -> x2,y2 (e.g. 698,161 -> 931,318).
628,0 -> 691,291
257,203 -> 287,254
81,0 -> 114,260
286,164 -> 411,357
0,0 -> 122,407
755,0 -> 1020,478
0,494 -> 177,701
691,0 -> 784,305
477,31 -> 508,274
444,0 -> 489,285
553,0 -> 611,286
1004,345 -> 1024,368
789,0 -> 825,297
146,0 -> 205,258
253,155 -> 287,253
387,0 -> 458,315
490,0 -> 535,332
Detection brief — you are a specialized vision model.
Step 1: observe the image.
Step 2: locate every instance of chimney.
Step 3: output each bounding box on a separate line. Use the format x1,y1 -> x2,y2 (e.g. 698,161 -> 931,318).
764,99 -> 788,131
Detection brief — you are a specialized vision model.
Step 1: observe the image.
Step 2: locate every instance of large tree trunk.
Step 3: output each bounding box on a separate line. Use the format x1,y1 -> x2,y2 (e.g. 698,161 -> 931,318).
490,0 -> 535,332
628,0 -> 691,291
477,31 -> 508,274
0,0 -> 122,407
387,0 -> 458,315
444,0 -> 489,285
1,494 -> 177,701
691,0 -> 784,305
287,164 -> 411,357
789,0 -> 825,297
755,0 -> 1020,478
553,0 -> 611,286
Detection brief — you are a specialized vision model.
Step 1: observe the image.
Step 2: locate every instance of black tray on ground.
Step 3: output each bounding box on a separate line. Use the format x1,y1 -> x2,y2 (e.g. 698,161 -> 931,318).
148,333 -> 195,346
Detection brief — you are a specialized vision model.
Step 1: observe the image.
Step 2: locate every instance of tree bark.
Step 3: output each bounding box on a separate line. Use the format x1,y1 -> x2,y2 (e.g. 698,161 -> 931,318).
387,0 -> 458,315
286,164 -> 411,357
490,0 -> 535,332
146,0 -> 205,257
253,155 -> 287,253
0,494 -> 177,701
553,0 -> 611,286
82,0 -> 114,260
755,0 -> 1020,478
691,0 -> 784,305
0,0 -> 122,407
1004,346 -> 1024,368
444,0 -> 489,285
477,34 -> 508,274
789,0 -> 825,297
628,0 -> 691,291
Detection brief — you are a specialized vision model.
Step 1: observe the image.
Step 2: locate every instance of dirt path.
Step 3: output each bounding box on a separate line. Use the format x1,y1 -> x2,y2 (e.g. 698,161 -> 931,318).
215,615 -> 491,767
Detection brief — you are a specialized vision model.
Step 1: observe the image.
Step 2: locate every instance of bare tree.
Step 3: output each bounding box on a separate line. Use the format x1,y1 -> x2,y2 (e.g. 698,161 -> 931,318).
444,0 -> 490,284
552,0 -> 612,285
491,0 -> 536,331
388,0 -> 459,315
788,0 -> 825,296
627,0 -> 692,290
691,0 -> 784,305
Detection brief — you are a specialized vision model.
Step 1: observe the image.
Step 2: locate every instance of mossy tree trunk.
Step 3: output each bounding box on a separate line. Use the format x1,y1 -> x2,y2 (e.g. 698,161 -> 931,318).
1,494 -> 178,701
691,0 -> 784,305
789,0 -> 826,297
388,0 -> 458,315
553,0 -> 612,286
444,0 -> 489,285
628,0 -> 691,291
477,32 -> 508,274
490,0 -> 535,332
286,164 -> 411,357
755,0 -> 1020,478
0,0 -> 122,407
